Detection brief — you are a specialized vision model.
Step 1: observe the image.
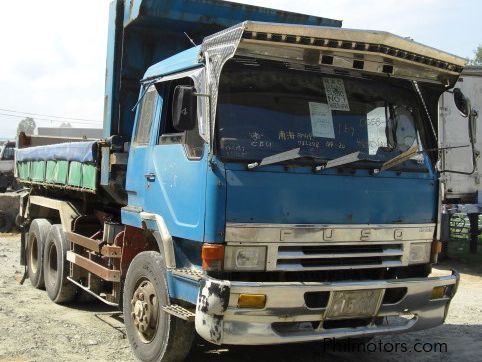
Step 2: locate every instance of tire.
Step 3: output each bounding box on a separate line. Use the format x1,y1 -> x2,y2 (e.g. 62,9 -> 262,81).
123,251 -> 194,362
27,219 -> 51,289
0,187 -> 6,193
0,211 -> 14,233
43,225 -> 77,303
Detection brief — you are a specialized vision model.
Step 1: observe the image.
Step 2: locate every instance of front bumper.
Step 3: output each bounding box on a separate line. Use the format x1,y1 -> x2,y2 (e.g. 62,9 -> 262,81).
194,270 -> 459,345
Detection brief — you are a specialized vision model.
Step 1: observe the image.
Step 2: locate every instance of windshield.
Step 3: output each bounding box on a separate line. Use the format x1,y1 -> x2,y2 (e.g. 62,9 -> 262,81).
216,58 -> 427,171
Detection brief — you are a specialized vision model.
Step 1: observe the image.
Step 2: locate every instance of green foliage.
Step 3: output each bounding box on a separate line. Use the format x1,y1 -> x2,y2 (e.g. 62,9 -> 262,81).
16,117 -> 36,136
468,45 -> 482,65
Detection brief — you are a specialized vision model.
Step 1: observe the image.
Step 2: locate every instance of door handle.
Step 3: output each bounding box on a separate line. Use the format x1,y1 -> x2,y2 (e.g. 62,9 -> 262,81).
144,173 -> 156,182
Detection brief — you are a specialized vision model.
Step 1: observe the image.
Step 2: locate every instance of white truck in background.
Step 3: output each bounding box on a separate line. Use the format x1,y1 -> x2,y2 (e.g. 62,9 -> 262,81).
439,65 -> 482,254
0,141 -> 16,193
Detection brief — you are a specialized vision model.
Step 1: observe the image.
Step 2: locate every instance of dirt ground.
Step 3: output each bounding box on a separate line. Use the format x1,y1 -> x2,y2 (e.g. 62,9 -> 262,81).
1,234 -> 482,362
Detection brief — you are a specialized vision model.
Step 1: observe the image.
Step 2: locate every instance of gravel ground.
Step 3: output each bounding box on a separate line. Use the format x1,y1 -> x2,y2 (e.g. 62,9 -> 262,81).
1,234 -> 481,362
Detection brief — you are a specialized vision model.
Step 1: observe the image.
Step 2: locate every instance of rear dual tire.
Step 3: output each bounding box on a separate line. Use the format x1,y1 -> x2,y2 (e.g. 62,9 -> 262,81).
43,225 -> 77,303
27,219 -> 51,289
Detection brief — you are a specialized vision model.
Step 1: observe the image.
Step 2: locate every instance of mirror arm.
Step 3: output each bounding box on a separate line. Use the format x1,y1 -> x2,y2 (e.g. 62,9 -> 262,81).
440,145 -> 477,175
469,109 -> 478,144
440,133 -> 478,175
193,92 -> 211,98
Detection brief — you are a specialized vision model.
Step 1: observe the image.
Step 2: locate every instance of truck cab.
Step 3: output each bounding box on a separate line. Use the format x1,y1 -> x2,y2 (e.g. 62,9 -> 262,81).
15,1 -> 468,361
121,20 -> 462,352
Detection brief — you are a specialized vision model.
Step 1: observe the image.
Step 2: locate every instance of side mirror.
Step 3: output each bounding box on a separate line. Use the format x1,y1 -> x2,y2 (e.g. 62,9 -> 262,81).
453,87 -> 477,144
453,88 -> 470,117
441,88 -> 479,175
172,85 -> 197,131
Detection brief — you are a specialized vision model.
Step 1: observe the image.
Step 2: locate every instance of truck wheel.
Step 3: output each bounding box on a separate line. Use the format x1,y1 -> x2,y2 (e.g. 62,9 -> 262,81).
27,219 -> 51,289
43,225 -> 77,303
0,211 -> 14,233
123,251 -> 194,362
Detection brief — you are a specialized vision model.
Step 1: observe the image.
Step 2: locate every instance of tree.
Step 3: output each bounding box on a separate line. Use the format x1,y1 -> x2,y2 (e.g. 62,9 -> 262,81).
468,45 -> 482,65
16,117 -> 36,136
59,122 -> 72,128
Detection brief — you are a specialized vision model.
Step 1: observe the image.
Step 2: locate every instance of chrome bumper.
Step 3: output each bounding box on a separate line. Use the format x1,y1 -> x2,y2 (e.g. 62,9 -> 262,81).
194,270 -> 459,345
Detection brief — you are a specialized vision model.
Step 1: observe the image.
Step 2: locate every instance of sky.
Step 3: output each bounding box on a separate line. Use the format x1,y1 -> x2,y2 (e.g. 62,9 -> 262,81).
0,0 -> 481,140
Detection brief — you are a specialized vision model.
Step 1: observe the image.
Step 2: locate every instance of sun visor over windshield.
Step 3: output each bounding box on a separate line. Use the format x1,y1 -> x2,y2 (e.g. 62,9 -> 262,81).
201,21 -> 466,137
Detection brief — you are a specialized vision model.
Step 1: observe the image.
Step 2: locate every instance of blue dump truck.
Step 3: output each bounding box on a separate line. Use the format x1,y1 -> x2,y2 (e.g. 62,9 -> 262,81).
15,0 -> 476,361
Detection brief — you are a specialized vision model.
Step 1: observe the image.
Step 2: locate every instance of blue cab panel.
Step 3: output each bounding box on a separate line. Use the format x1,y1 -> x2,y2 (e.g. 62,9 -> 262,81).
224,164 -> 437,226
143,46 -> 202,80
103,0 -> 342,140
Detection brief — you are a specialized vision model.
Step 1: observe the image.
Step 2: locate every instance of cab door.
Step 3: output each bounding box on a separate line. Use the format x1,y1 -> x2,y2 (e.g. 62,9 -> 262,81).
143,77 -> 208,242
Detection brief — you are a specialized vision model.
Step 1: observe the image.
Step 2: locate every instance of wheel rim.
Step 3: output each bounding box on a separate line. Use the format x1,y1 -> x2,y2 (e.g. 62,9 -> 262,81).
47,242 -> 58,284
29,237 -> 39,274
131,279 -> 159,343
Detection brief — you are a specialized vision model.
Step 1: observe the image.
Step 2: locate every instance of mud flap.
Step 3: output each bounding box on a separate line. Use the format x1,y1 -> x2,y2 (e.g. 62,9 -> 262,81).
195,278 -> 230,345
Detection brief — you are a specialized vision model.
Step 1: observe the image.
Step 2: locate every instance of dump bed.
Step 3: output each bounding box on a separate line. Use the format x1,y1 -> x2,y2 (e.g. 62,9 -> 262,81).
15,0 -> 340,197
103,0 -> 341,140
16,140 -> 100,193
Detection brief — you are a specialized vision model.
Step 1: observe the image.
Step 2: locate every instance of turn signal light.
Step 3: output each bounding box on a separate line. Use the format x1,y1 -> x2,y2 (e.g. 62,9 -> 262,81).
202,243 -> 224,271
431,286 -> 447,299
432,241 -> 443,254
238,294 -> 266,309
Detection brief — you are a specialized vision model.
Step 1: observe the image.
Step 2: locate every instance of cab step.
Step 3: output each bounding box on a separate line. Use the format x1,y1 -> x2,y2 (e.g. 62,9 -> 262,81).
171,268 -> 205,281
162,304 -> 195,321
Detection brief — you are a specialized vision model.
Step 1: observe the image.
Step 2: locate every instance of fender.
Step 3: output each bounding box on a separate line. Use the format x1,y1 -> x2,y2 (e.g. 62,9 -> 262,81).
140,211 -> 176,268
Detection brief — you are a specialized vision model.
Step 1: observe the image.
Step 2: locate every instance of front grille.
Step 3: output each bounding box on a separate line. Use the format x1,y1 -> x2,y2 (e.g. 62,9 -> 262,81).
276,243 -> 404,271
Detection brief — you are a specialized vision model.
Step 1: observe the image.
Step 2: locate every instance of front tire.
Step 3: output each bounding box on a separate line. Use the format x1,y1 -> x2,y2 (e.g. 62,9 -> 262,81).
43,225 -> 77,303
27,219 -> 51,289
123,251 -> 194,362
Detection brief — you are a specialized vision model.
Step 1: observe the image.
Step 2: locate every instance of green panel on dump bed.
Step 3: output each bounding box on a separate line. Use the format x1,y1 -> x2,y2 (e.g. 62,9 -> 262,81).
81,164 -> 97,190
68,161 -> 82,187
46,161 -> 56,183
17,161 -> 31,180
18,160 -> 96,189
54,161 -> 69,184
31,161 -> 46,182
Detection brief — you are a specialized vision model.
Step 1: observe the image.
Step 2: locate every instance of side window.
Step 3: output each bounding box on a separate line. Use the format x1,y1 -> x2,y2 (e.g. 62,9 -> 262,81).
133,86 -> 157,145
158,77 -> 204,160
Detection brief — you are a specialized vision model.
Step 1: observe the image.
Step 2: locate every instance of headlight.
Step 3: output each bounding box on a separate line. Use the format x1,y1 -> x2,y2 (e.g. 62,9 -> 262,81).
408,242 -> 431,264
224,246 -> 267,271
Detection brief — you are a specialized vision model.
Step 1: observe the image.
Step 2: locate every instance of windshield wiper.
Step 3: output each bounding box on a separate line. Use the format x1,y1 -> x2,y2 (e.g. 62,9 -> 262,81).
248,147 -> 380,170
247,147 -> 320,169
380,145 -> 419,172
316,151 -> 380,171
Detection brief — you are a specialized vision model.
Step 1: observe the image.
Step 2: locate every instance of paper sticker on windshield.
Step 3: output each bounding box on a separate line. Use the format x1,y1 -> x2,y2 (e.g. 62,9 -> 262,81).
323,78 -> 350,111
367,107 -> 388,155
309,102 -> 335,139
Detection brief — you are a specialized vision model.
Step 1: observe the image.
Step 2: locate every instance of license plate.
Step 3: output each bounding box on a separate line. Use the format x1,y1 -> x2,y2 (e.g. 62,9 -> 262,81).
324,289 -> 384,319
